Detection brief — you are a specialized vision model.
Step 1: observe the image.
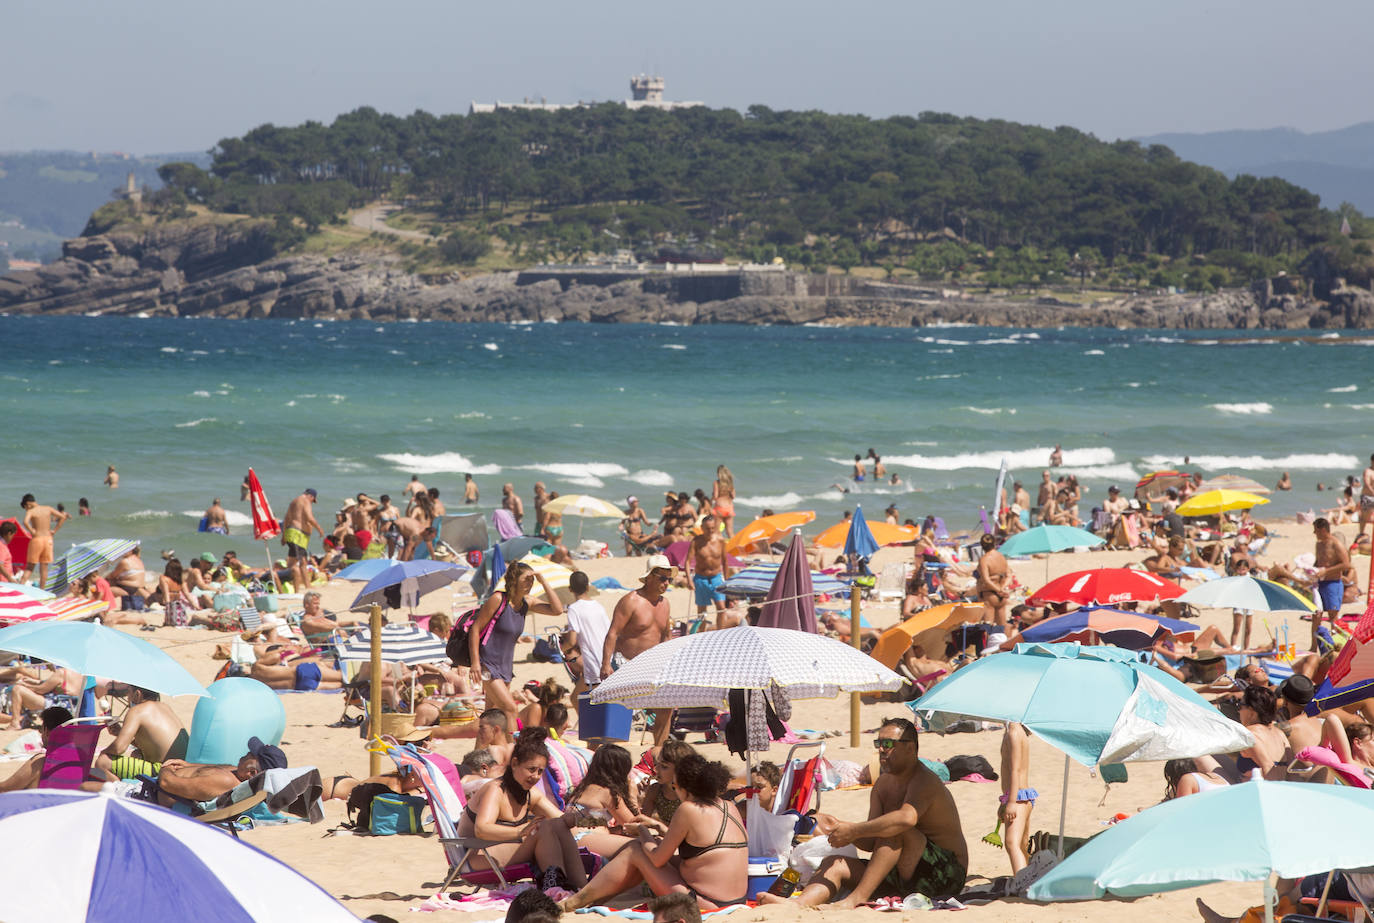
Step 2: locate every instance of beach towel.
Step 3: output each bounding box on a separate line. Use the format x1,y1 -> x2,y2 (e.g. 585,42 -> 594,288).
199,767 -> 325,823
492,509 -> 522,541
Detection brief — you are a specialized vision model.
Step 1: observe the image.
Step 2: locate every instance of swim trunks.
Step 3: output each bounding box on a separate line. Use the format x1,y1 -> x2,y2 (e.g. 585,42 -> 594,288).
880,841 -> 967,900
26,535 -> 53,565
207,526 -> 228,536
43,693 -> 77,711
294,661 -> 323,691
282,527 -> 309,558
694,573 -> 726,607
109,755 -> 162,781
1318,579 -> 1344,611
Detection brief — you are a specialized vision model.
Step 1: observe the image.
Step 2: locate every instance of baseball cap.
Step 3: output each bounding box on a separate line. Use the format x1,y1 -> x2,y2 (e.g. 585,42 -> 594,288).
247,736 -> 288,770
638,554 -> 679,583
304,488 -> 318,500
1108,485 -> 1120,493
199,552 -> 217,564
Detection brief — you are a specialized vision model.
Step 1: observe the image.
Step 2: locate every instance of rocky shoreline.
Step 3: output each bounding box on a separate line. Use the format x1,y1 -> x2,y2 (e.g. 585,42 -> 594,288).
4,220 -> 1374,329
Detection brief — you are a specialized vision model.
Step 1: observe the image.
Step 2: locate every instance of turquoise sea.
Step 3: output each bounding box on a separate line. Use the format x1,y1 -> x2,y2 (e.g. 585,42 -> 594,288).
2,316 -> 1372,559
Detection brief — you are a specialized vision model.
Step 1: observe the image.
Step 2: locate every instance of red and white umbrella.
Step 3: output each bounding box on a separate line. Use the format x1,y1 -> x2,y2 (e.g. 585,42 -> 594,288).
0,589 -> 59,624
1029,568 -> 1184,607
247,468 -> 280,540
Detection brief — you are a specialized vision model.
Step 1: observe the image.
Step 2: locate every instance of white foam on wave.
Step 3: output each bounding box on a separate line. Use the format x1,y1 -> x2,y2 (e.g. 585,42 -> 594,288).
1330,385 -> 1359,393
562,476 -> 606,488
662,344 -> 688,350
456,411 -> 488,419
902,441 -> 939,447
842,446 -> 1116,472
192,390 -> 210,398
929,349 -> 955,354
160,347 -> 179,353
1083,349 -> 1105,356
736,491 -> 805,509
175,417 -> 216,428
378,452 -> 502,475
127,509 -> 172,520
181,510 -> 252,527
627,469 -> 674,487
1058,464 -> 1141,481
1348,404 -> 1374,410
482,343 -> 500,351
917,373 -> 963,381
1141,452 -> 1357,471
517,462 -> 629,480
1210,402 -> 1272,415
964,406 -> 1016,415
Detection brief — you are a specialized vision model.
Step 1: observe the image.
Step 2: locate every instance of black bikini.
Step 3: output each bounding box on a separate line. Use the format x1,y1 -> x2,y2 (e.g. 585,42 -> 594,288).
678,801 -> 748,906
465,786 -> 533,827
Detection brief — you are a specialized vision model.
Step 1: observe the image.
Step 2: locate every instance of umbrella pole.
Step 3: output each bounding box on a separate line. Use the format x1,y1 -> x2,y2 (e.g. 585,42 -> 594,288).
1263,879 -> 1277,923
850,585 -> 862,747
369,603 -> 383,777
1056,753 -> 1069,859
263,541 -> 282,593
1315,870 -> 1335,919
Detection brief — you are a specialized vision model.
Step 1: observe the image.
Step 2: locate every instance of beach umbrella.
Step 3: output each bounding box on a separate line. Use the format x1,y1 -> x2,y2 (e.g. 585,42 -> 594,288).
0,621 -> 206,698
518,553 -> 597,606
591,625 -> 903,710
1028,779 -> 1374,923
1029,568 -> 1184,607
757,531 -> 819,633
726,511 -> 816,556
0,582 -> 53,601
1176,489 -> 1269,518
1019,606 -> 1200,651
44,596 -> 109,622
1195,474 -> 1271,495
869,603 -> 986,669
1313,608 -> 1374,711
723,562 -> 850,599
40,539 -> 139,592
999,524 -> 1107,583
812,519 -> 917,549
842,506 -> 880,561
0,790 -> 356,922
245,468 -> 282,591
542,494 -> 624,541
0,519 -> 31,568
1134,470 -> 1190,501
350,560 -> 468,612
0,589 -> 59,625
1177,575 -> 1315,613
336,622 -> 448,665
912,642 -> 1253,856
333,559 -> 397,582
438,512 -> 488,554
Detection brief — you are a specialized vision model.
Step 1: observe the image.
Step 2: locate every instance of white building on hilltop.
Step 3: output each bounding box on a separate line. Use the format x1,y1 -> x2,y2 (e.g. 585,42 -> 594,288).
469,76 -> 701,115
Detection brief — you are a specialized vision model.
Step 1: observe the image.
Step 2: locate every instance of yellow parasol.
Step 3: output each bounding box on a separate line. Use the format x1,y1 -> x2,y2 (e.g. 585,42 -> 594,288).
1176,489 -> 1270,518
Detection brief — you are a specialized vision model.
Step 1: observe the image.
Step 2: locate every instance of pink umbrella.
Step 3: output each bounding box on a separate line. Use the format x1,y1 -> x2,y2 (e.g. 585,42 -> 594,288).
757,532 -> 819,633
0,589 -> 58,624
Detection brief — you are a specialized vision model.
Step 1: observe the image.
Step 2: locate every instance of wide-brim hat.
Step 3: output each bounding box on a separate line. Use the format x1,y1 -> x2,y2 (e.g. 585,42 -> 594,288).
379,713 -> 432,742
638,553 -> 679,583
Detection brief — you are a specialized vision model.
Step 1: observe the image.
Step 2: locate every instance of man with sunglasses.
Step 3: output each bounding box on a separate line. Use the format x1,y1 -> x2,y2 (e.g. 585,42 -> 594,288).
602,554 -> 677,745
762,717 -> 966,908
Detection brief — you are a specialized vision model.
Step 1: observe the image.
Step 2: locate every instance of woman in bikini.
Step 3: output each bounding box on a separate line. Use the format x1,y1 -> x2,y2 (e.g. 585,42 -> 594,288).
455,727 -> 589,892
560,753 -> 748,912
711,468 -> 735,540
1163,757 -> 1229,799
1235,685 -> 1290,779
564,744 -> 666,858
467,561 -> 564,731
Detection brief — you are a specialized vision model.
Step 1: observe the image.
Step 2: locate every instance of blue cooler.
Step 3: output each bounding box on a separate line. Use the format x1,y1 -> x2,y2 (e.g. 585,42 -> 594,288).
577,693 -> 631,742
746,857 -> 785,900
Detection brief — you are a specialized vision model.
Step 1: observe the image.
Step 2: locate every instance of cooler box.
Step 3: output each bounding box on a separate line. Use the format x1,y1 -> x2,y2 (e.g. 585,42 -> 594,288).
577,693 -> 631,742
746,856 -> 785,900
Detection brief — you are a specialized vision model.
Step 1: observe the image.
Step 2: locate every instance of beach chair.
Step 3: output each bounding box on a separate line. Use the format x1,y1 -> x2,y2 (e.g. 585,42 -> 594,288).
771,740 -> 826,818
38,716 -> 111,789
874,562 -> 907,603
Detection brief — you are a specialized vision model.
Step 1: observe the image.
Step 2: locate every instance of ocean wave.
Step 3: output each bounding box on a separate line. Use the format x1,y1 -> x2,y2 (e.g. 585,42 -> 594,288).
627,469 -> 674,487
736,491 -> 805,509
181,510 -> 253,527
845,446 -> 1116,472
127,509 -> 172,520
1210,402 -> 1273,415
456,411 -> 488,419
1330,385 -> 1359,393
662,344 -> 688,350
174,417 -> 216,428
916,373 -> 963,381
1141,452 -> 1357,471
517,462 -> 630,481
377,452 -> 502,475
160,347 -> 179,353
1083,349 -> 1105,356
1348,404 -> 1374,410
1058,464 -> 1140,482
482,343 -> 499,351
192,390 -> 211,398
928,349 -> 955,354
964,406 -> 1016,415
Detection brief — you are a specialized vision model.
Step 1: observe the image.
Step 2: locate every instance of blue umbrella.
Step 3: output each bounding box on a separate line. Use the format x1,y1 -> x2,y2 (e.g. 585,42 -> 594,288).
0,790 -> 356,921
333,558 -> 397,582
843,505 -> 880,560
1019,605 -> 1201,651
998,525 -> 1105,557
1029,779 -> 1374,922
0,621 -> 206,698
349,560 -> 469,611
41,538 -> 140,592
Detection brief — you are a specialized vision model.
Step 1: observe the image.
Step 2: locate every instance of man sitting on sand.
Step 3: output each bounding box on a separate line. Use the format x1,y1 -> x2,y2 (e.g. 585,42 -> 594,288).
250,645 -> 345,692
761,717 -> 967,908
97,685 -> 189,780
157,737 -> 286,803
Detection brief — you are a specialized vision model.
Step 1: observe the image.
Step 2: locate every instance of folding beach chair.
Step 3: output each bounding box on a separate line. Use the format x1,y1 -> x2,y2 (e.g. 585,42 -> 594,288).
771,740 -> 826,819
874,562 -> 907,603
38,716 -> 111,789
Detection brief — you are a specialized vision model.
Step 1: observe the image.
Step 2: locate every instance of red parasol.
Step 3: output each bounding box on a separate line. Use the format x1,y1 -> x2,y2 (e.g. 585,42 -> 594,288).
247,468 -> 280,541
1029,568 -> 1184,607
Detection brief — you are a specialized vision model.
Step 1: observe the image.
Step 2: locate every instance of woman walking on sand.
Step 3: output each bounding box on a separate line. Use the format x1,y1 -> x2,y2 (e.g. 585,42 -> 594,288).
468,561 -> 564,730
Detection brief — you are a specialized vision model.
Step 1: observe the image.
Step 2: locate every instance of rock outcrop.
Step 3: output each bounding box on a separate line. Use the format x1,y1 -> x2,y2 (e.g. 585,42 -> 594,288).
0,221 -> 1365,329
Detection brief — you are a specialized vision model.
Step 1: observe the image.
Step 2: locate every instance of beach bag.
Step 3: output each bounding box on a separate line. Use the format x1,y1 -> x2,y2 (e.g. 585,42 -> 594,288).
165,597 -> 191,628
346,781 -> 393,830
369,792 -> 428,835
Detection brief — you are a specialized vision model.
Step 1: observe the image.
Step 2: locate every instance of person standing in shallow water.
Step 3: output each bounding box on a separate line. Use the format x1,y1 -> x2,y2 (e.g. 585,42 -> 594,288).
104,465 -> 119,489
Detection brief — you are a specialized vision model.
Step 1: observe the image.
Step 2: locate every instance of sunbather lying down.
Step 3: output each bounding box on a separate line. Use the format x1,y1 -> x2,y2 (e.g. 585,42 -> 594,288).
249,647 -> 344,692
155,737 -> 287,804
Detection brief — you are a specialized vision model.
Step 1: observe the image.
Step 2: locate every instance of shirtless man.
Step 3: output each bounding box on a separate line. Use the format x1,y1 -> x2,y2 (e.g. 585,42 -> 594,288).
1361,455 -> 1374,539
250,645 -> 345,692
1049,445 -> 1063,468
394,515 -> 425,560
689,512 -> 732,627
761,717 -> 967,908
203,498 -> 229,535
104,465 -> 119,489
533,482 -> 549,534
1312,517 -> 1352,651
428,487 -> 446,518
20,494 -> 68,588
474,708 -> 515,768
157,738 -> 286,804
1144,536 -> 1187,578
1013,481 -> 1031,512
1276,471 -> 1292,491
464,474 -> 479,505
603,555 -> 675,746
404,475 -> 427,501
297,590 -> 363,641
1103,485 -> 1128,531
975,534 -> 1011,628
282,488 -> 324,592
502,483 -> 524,527
348,493 -> 378,533
97,686 -> 189,779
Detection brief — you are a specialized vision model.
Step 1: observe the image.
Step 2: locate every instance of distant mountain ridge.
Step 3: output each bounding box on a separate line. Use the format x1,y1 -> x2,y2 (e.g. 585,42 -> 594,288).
1137,122 -> 1374,212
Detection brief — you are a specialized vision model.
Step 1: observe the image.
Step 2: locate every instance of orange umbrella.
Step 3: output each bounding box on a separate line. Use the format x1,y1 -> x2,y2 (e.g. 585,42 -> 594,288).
812,519 -> 917,549
870,603 -> 985,669
726,511 -> 815,556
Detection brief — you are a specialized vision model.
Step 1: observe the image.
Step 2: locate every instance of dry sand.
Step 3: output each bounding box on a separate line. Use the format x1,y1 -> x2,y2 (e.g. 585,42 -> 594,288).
18,516 -> 1357,921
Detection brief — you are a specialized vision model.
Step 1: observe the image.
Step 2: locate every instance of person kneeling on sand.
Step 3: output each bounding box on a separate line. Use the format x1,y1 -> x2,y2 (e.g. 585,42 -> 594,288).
760,717 -> 967,909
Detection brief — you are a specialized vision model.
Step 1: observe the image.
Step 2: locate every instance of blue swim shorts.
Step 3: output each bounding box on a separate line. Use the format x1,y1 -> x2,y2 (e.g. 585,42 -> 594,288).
294,661 -> 322,691
1318,579 -> 1344,612
694,573 -> 726,607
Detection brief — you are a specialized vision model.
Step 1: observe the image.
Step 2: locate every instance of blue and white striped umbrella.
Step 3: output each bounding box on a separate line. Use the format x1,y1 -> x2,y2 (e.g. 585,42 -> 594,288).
41,539 -> 140,592
723,563 -> 850,599
0,790 -> 357,922
336,622 -> 448,665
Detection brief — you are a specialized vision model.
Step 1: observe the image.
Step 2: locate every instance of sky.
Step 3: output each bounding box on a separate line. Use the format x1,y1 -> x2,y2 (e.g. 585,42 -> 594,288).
6,0 -> 1374,154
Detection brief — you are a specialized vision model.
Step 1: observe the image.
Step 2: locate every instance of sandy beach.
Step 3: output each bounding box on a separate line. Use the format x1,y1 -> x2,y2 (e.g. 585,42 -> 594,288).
9,514 -> 1352,922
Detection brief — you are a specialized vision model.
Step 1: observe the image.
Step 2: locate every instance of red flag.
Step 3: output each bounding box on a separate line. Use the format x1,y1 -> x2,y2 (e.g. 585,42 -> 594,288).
247,468 -> 281,541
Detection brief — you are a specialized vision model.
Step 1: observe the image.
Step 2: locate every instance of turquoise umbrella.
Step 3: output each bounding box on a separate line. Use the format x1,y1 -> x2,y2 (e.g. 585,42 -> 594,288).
997,525 -> 1105,583
1028,779 -> 1374,923
0,621 -> 207,698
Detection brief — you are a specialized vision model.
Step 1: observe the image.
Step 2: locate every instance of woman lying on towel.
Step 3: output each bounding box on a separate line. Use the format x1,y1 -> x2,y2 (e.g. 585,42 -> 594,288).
559,753 -> 748,912
456,727 -> 589,893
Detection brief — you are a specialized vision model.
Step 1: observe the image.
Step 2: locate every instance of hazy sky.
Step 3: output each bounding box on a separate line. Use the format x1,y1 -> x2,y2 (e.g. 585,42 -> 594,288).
6,0 -> 1374,153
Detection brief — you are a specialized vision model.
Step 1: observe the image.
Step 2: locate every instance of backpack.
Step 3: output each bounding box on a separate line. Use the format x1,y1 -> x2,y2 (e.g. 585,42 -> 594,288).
446,594 -> 504,667
346,781 -> 395,830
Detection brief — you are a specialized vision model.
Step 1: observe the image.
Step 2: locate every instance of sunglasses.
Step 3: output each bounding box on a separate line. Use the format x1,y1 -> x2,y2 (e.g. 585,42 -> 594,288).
874,738 -> 913,751
651,570 -> 673,581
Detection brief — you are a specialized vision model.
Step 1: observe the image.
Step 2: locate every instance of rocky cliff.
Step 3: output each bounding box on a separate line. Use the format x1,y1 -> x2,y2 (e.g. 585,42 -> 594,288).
3,221 -> 1372,329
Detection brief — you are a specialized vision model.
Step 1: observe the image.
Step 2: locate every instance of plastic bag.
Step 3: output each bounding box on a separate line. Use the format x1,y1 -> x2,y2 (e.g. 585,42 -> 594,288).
788,835 -> 859,876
